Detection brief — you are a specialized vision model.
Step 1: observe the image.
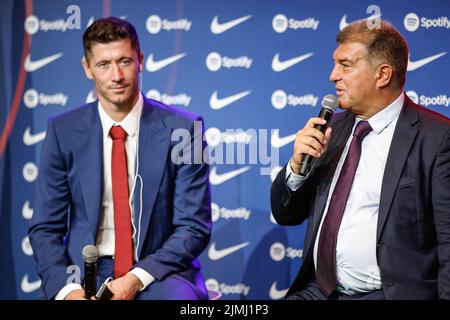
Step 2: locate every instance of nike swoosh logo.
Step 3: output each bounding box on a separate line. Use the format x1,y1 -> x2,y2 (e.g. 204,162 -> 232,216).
210,90 -> 251,110
86,90 -> 98,103
87,15 -> 126,29
272,53 -> 313,72
21,274 -> 42,293
269,282 -> 289,300
24,52 -> 63,72
210,15 -> 252,34
87,16 -> 95,28
271,131 -> 296,148
339,14 -> 382,31
208,241 -> 250,260
209,166 -> 250,185
146,53 -> 186,72
22,200 -> 33,220
407,52 -> 447,71
23,127 -> 46,146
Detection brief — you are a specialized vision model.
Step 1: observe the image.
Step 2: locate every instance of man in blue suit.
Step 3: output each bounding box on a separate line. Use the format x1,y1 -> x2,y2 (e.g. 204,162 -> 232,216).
271,19 -> 450,299
29,17 -> 211,300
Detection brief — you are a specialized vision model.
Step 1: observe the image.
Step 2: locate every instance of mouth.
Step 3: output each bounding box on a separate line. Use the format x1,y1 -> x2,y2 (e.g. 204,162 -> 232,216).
110,85 -> 128,93
335,88 -> 345,96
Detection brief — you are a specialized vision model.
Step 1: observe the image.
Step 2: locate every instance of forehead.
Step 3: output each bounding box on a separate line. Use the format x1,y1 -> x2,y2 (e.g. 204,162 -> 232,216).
333,42 -> 367,62
88,38 -> 136,61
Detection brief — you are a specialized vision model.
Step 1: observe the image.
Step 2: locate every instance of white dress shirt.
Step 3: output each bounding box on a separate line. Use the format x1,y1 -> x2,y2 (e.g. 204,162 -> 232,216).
286,92 -> 404,294
56,93 -> 154,299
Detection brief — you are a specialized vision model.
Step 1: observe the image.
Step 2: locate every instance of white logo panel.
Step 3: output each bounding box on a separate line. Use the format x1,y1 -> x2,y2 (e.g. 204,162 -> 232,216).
209,166 -> 250,185
146,89 -> 191,107
270,242 -> 302,261
146,53 -> 186,72
210,202 -> 251,222
208,241 -> 250,260
404,13 -> 420,32
146,15 -> 191,34
269,282 -> 289,300
22,236 -> 33,256
210,90 -> 251,110
211,15 -> 252,34
205,278 -> 250,296
272,14 -> 319,32
23,162 -> 38,182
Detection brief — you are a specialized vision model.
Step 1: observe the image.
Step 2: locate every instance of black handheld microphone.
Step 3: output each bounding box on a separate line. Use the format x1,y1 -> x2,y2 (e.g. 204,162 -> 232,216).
299,94 -> 339,176
82,245 -> 99,299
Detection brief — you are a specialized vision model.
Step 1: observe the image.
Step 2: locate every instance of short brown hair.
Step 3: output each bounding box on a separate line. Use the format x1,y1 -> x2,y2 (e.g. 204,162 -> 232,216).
337,19 -> 409,89
83,17 -> 141,61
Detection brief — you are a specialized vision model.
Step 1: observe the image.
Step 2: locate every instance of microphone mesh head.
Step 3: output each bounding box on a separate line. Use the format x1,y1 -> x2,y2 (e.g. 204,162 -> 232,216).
82,245 -> 99,263
321,94 -> 339,111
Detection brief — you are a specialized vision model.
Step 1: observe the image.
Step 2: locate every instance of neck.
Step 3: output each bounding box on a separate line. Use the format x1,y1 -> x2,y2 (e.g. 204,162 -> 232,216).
359,89 -> 402,120
99,93 -> 139,122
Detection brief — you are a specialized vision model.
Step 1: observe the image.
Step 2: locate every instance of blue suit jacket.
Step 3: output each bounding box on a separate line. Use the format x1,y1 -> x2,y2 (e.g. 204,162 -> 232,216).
271,95 -> 450,299
29,97 -> 212,299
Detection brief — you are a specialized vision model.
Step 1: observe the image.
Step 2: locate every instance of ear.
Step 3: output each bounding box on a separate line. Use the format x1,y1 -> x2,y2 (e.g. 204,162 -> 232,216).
81,57 -> 94,80
376,63 -> 394,88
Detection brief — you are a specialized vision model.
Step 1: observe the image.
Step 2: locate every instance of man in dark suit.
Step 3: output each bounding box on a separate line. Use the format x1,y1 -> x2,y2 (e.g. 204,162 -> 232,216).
271,19 -> 449,299
29,17 -> 211,300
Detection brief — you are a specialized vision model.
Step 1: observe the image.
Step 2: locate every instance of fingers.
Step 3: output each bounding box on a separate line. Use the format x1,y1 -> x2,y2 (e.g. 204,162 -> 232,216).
305,117 -> 327,129
64,288 -> 86,300
296,135 -> 324,157
290,118 -> 333,174
322,127 -> 332,152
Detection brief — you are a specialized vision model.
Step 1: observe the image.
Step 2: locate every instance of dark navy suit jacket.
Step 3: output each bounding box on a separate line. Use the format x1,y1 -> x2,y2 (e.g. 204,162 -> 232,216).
271,95 -> 450,299
29,97 -> 212,299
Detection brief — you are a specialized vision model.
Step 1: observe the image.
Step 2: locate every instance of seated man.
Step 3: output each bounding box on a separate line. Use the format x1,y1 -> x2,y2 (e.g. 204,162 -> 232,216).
29,17 -> 212,300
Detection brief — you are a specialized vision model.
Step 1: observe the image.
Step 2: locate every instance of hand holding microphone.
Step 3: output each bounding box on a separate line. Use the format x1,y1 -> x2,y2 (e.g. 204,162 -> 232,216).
291,94 -> 338,176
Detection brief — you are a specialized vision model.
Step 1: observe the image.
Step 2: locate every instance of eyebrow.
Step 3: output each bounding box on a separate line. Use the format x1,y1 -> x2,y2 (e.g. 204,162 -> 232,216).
95,56 -> 133,65
335,58 -> 353,64
335,55 -> 366,65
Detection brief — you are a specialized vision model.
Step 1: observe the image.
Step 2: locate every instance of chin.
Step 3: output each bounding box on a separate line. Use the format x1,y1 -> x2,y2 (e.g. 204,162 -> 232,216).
337,98 -> 349,110
111,94 -> 132,103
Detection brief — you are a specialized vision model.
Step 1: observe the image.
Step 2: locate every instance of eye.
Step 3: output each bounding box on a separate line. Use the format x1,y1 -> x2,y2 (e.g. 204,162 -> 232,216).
120,59 -> 131,66
97,62 -> 109,69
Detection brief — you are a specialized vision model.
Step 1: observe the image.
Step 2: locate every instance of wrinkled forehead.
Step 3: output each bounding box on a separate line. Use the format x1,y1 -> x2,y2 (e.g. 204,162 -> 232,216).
333,42 -> 368,63
86,38 -> 138,62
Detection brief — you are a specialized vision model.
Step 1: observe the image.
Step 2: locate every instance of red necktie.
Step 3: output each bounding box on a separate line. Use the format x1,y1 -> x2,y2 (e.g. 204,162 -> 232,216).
110,125 -> 133,278
316,120 -> 372,296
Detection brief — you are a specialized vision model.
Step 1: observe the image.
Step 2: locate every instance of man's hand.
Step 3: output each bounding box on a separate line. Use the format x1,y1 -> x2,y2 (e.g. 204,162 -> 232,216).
291,117 -> 333,175
107,273 -> 144,300
64,289 -> 87,300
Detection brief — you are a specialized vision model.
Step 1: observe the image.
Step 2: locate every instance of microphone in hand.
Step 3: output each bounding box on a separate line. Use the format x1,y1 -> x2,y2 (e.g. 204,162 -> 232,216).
299,94 -> 338,176
82,244 -> 99,299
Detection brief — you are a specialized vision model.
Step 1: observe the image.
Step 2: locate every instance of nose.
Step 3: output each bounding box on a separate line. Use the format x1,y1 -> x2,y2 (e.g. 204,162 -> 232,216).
329,64 -> 340,83
111,63 -> 124,82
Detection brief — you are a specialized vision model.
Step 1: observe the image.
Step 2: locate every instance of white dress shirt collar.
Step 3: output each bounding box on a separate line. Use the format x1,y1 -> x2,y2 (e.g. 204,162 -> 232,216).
356,92 -> 404,135
97,92 -> 144,137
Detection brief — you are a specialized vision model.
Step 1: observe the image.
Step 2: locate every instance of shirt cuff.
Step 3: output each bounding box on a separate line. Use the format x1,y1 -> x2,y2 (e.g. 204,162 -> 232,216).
54,283 -> 83,300
285,158 -> 308,192
129,268 -> 155,291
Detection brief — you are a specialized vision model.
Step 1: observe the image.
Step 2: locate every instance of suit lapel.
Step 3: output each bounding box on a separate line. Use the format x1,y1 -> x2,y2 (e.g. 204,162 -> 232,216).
377,96 -> 419,241
135,98 -> 171,257
72,102 -> 103,239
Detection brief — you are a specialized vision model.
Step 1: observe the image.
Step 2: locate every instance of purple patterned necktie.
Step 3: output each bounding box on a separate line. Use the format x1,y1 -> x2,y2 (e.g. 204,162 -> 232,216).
316,120 -> 372,296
